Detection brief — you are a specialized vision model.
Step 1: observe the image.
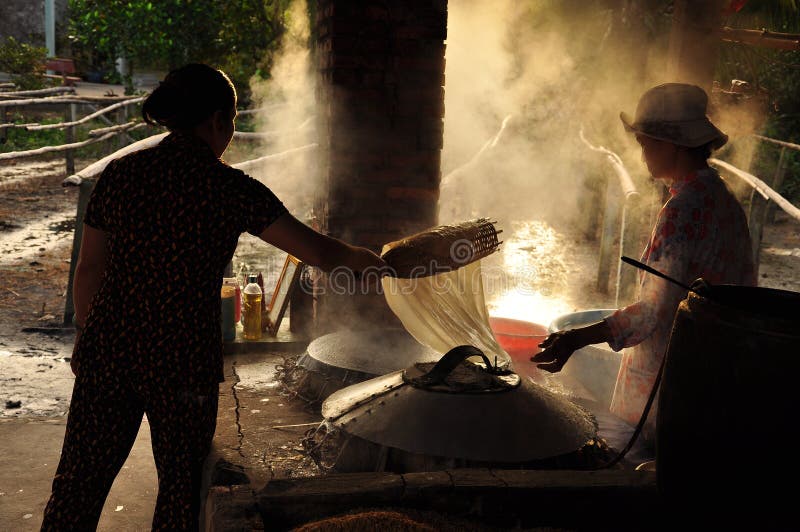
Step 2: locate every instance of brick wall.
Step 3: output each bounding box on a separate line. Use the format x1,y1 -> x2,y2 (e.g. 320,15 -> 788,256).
313,0 -> 448,329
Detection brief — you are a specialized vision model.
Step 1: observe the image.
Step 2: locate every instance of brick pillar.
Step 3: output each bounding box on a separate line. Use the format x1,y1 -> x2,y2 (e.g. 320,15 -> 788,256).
313,0 -> 447,330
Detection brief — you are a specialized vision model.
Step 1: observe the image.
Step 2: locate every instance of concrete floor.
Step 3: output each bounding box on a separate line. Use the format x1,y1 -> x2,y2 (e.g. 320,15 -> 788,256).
0,416 -> 157,531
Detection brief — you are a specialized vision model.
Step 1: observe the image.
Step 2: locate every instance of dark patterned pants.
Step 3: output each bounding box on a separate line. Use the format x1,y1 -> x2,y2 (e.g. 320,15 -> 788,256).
41,374 -> 218,531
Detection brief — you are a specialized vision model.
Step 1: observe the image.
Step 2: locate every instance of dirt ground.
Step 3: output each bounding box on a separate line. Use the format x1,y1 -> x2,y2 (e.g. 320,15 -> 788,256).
1,154 -> 798,419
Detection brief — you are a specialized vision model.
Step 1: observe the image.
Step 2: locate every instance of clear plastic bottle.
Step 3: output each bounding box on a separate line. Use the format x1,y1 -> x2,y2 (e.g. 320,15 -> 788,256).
242,274 -> 263,341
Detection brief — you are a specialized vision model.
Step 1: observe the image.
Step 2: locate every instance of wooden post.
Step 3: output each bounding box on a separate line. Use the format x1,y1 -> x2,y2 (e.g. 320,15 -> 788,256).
616,195 -> 644,306
748,146 -> 787,273
766,146 -> 789,224
666,0 -> 727,91
0,107 -> 8,145
117,105 -> 128,150
65,104 -> 77,175
596,172 -> 619,294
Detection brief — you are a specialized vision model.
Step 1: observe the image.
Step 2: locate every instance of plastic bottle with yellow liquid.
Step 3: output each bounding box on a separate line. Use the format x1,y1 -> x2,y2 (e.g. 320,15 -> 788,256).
242,274 -> 263,340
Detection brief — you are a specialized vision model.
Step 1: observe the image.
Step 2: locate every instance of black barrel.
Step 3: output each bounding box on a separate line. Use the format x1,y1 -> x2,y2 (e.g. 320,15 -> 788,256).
657,285 -> 800,522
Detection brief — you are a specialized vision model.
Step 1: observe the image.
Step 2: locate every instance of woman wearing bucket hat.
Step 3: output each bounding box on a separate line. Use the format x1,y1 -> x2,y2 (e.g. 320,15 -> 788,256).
533,83 -> 756,446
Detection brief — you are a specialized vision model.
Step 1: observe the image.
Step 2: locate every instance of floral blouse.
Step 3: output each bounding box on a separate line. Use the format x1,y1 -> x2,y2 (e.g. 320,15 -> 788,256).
78,132 -> 287,391
605,167 -> 756,431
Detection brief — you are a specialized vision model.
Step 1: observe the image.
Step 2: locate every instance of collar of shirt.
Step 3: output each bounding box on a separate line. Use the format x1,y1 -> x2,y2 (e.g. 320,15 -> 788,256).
668,167 -> 713,197
162,131 -> 217,161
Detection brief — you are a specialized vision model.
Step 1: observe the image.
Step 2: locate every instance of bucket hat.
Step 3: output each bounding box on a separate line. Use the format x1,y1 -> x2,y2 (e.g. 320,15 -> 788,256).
620,83 -> 728,149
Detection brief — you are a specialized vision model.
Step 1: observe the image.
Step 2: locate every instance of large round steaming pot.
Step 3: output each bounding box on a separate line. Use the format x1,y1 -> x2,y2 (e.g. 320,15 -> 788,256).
320,347 -> 598,470
295,328 -> 439,401
657,286 -> 800,512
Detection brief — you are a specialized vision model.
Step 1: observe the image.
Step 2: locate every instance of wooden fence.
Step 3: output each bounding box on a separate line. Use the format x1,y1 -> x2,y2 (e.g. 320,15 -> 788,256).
1,84 -> 317,324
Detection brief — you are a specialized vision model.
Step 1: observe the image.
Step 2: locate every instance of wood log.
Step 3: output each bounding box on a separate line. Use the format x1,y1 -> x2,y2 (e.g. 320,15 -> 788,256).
0,94 -> 141,107
721,27 -> 800,51
62,132 -> 168,184
231,143 -> 318,173
0,86 -> 75,98
88,121 -> 146,137
0,131 -> 117,160
710,157 -> 800,222
754,134 -> 800,152
26,97 -> 145,131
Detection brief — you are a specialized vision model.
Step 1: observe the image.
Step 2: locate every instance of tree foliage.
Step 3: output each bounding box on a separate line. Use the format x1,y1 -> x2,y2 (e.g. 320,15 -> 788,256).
68,0 -> 293,98
0,37 -> 50,90
717,0 -> 800,201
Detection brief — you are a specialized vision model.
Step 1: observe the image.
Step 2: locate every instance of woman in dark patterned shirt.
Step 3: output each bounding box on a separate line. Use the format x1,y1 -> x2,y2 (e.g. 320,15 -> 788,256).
42,64 -> 386,531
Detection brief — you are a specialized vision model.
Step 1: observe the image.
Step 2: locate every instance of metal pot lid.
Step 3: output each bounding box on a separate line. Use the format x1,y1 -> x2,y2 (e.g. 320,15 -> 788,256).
304,328 -> 439,376
322,348 -> 596,462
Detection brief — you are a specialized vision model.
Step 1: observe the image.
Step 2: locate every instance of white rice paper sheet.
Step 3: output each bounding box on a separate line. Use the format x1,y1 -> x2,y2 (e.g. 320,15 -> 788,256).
381,255 -> 511,368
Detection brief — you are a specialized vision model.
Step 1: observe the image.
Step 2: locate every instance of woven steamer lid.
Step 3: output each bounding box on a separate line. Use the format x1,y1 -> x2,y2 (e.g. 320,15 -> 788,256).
382,218 -> 501,278
322,357 -> 597,462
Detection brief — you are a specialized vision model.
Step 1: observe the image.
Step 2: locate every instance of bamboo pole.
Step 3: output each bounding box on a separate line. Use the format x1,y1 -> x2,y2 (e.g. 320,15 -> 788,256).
0,86 -> 75,98
753,135 -> 800,152
232,143 -> 319,173
710,158 -> 800,222
62,132 -> 169,185
25,97 -> 145,131
720,27 -> 800,51
441,115 -> 512,185
0,94 -> 140,107
88,121 -> 146,137
0,122 -> 37,130
65,103 -> 76,175
0,131 -> 117,160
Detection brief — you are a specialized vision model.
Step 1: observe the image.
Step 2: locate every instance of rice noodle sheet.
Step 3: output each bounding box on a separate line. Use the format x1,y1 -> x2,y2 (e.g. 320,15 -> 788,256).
381,253 -> 510,367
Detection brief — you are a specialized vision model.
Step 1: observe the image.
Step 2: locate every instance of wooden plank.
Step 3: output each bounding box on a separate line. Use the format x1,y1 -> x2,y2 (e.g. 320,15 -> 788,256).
401,470 -> 453,500
204,485 -> 262,532
491,468 -> 655,489
260,472 -> 404,504
449,468 -> 506,490
252,468 -> 661,530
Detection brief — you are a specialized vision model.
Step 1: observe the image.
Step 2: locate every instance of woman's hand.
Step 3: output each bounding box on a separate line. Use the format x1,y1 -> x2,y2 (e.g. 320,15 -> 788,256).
347,246 -> 390,293
532,330 -> 581,373
347,246 -> 388,275
532,320 -> 614,373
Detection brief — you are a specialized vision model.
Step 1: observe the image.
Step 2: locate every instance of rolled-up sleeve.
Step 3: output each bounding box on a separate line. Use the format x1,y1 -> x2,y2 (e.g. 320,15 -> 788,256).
83,160 -> 118,232
225,168 -> 288,236
604,200 -> 695,351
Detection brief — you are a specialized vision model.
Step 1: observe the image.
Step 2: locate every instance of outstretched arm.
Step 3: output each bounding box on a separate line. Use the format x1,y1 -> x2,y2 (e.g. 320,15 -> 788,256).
258,213 -> 386,275
532,319 -> 613,373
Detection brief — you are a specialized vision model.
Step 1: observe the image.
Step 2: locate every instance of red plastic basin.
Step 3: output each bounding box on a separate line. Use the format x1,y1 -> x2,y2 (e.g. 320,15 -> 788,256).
489,316 -> 549,361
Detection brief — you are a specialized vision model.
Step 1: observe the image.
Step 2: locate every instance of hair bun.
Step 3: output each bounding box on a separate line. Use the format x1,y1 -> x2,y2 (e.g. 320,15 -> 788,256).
142,64 -> 236,131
